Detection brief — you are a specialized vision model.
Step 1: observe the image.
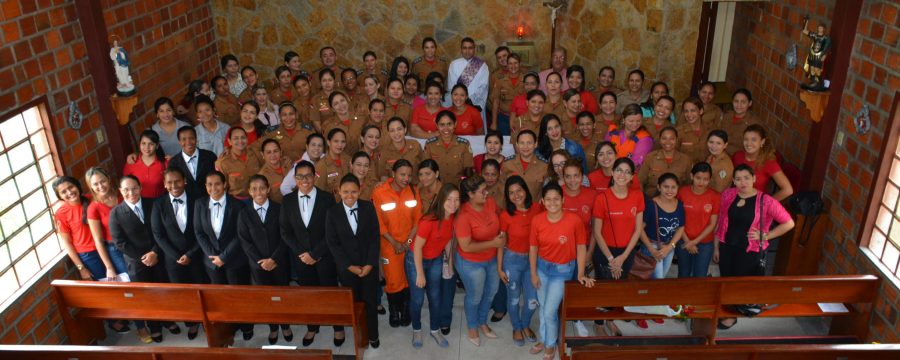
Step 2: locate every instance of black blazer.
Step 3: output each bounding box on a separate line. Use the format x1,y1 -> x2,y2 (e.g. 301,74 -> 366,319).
193,195 -> 247,270
167,149 -> 217,199
237,201 -> 287,265
109,198 -> 160,263
280,187 -> 336,260
151,193 -> 200,262
325,200 -> 380,272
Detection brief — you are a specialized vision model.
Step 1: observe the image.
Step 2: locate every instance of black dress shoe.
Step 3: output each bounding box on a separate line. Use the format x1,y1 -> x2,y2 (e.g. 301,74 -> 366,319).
187,325 -> 200,340
151,333 -> 163,343
282,329 -> 293,342
268,331 -> 278,345
440,327 -> 450,335
167,324 -> 181,335
369,339 -> 380,348
490,313 -> 505,322
302,329 -> 318,347
377,305 -> 386,315
107,321 -> 131,334
334,332 -> 346,347
242,329 -> 254,341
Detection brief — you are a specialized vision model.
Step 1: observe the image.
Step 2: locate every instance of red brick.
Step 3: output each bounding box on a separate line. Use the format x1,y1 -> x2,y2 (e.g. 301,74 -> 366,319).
33,11 -> 48,31
883,4 -> 898,25
12,40 -> 31,61
1,21 -> 19,42
29,34 -> 46,54
1,0 -> 21,19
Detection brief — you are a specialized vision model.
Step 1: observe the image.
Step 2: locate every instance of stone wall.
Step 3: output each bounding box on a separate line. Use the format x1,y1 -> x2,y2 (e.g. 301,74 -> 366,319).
212,0 -> 701,98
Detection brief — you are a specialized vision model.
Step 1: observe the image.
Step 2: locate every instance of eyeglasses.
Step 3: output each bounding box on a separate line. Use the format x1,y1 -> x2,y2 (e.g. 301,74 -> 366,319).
613,168 -> 632,175
295,173 -> 315,180
552,163 -> 565,169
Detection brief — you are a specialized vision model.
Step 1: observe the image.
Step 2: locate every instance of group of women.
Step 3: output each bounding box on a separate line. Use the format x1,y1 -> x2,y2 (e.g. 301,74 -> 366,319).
53,47 -> 797,359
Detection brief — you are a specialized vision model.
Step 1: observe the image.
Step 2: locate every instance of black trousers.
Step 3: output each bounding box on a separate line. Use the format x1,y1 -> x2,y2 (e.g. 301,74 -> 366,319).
719,242 -> 763,277
249,254 -> 291,332
161,254 -> 206,328
296,255 -> 343,333
338,268 -> 379,342
126,257 -> 172,333
206,265 -> 254,333
592,247 -> 635,325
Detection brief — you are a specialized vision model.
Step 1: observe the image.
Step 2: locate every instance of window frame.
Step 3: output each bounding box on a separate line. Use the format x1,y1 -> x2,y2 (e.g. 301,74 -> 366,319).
858,91 -> 900,286
0,96 -> 66,309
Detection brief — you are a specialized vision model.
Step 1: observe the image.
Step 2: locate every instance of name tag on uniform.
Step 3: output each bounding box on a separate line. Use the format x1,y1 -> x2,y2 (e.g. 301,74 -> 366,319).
327,172 -> 339,178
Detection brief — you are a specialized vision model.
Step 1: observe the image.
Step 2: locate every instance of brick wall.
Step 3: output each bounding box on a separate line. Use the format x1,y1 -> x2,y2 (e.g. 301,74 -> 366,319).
101,0 -> 220,133
819,0 -> 900,344
729,0 -> 900,343
0,0 -> 218,346
726,0 -> 835,167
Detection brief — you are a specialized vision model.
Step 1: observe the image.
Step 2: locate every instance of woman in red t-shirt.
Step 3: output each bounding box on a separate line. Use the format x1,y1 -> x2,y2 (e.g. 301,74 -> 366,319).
473,131 -> 505,174
53,176 -> 99,281
84,167 -> 128,281
409,82 -> 445,139
561,158 -> 597,232
590,157 -> 645,336
455,175 -> 504,346
123,130 -> 167,200
676,162 -> 720,278
731,124 -> 793,201
497,175 -> 542,345
407,183 -> 459,348
449,84 -> 484,136
529,182 -> 593,359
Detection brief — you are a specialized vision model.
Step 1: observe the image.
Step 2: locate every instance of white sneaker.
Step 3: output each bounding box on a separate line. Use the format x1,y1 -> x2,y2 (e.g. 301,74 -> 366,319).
573,321 -> 589,337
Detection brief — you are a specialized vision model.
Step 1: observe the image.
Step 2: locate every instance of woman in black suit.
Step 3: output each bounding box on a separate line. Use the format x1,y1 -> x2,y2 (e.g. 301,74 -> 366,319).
109,175 -> 172,342
150,167 -> 206,339
280,160 -> 344,346
325,174 -> 381,348
193,170 -> 254,340
238,174 -> 292,344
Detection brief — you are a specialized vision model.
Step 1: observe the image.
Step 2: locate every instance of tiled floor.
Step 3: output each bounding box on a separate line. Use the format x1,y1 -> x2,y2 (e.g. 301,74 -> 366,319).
101,263 -> 830,359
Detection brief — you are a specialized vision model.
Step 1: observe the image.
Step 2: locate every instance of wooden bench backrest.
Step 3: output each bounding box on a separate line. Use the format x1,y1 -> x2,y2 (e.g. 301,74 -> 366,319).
564,278 -> 721,308
0,345 -> 332,360
51,280 -> 205,321
571,344 -> 900,360
717,275 -> 880,305
201,285 -> 355,325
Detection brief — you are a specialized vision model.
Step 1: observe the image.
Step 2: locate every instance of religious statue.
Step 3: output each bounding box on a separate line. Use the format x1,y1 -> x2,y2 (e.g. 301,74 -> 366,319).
110,39 -> 136,96
800,16 -> 831,92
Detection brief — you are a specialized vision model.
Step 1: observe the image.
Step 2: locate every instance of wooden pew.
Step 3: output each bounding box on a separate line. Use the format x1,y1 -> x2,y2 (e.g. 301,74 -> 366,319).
52,280 -> 367,359
0,345 -> 331,360
560,275 -> 880,358
570,344 -> 900,360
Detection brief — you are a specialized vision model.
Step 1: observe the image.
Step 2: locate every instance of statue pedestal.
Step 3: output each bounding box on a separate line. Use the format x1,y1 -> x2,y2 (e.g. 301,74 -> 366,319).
798,90 -> 830,122
110,94 -> 137,126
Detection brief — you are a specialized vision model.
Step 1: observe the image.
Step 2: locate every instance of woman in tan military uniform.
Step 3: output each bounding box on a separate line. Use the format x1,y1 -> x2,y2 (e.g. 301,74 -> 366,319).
416,159 -> 442,209
256,139 -> 291,204
641,95 -> 676,150
350,151 -> 379,201
412,37 -> 448,91
216,127 -> 262,201
253,103 -> 314,162
500,130 -> 549,201
359,124 -> 382,174
575,112 -> 601,171
290,75 -> 320,131
378,117 -> 424,181
490,53 -> 525,135
543,72 -> 567,122
637,126 -> 692,196
341,68 -> 364,108
596,91 -> 620,136
675,97 -> 709,164
591,66 -> 622,100
719,88 -> 761,156
705,129 -> 733,193
269,66 -> 294,105
355,74 -> 383,116
365,99 -> 389,136
312,69 -> 338,128
697,81 -> 722,126
357,51 -> 388,92
314,128 -> 352,199
511,90 -> 545,141
560,89 -> 583,137
212,76 -> 241,126
322,91 -> 366,155
284,51 -> 304,79
481,159 -> 505,206
424,110 -> 474,186
385,78 -> 412,124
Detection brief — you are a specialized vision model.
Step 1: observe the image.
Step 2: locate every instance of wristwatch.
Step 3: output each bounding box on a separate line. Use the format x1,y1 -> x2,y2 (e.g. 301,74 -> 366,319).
76,264 -> 84,271
670,242 -> 677,249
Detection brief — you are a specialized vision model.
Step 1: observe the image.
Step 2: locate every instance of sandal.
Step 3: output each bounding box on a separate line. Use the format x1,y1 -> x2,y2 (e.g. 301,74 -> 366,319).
480,325 -> 498,339
529,342 -> 545,355
543,347 -> 556,360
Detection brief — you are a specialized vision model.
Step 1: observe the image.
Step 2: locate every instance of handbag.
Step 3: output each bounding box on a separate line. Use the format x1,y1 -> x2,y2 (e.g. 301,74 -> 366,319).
755,194 -> 767,276
628,197 -> 656,279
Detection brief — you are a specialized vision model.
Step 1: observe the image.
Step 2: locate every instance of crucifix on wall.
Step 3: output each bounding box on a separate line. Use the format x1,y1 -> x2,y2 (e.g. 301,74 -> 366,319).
543,0 -> 567,67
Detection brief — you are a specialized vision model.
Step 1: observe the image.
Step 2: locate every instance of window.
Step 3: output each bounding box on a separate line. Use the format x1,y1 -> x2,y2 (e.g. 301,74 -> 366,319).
0,103 -> 63,306
860,93 -> 900,282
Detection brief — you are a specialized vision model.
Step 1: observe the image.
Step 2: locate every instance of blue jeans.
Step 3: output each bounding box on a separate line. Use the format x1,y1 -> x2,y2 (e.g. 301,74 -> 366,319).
676,241 -> 714,278
78,250 -> 107,280
79,245 -> 146,330
104,243 -> 128,275
640,242 -> 675,279
455,253 -> 500,330
536,258 -> 575,348
405,252 -> 444,331
503,249 -> 537,331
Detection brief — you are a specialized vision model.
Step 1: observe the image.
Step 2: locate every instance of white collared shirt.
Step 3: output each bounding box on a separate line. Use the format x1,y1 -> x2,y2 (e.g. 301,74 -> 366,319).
297,187 -> 317,227
170,192 -> 188,233
254,199 -> 270,223
126,199 -> 144,224
182,150 -> 198,179
209,195 -> 226,238
343,201 -> 359,234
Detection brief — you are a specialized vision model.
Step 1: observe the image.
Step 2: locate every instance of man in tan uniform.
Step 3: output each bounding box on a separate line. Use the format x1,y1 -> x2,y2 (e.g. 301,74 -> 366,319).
500,130 -> 548,200
310,46 -> 343,93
